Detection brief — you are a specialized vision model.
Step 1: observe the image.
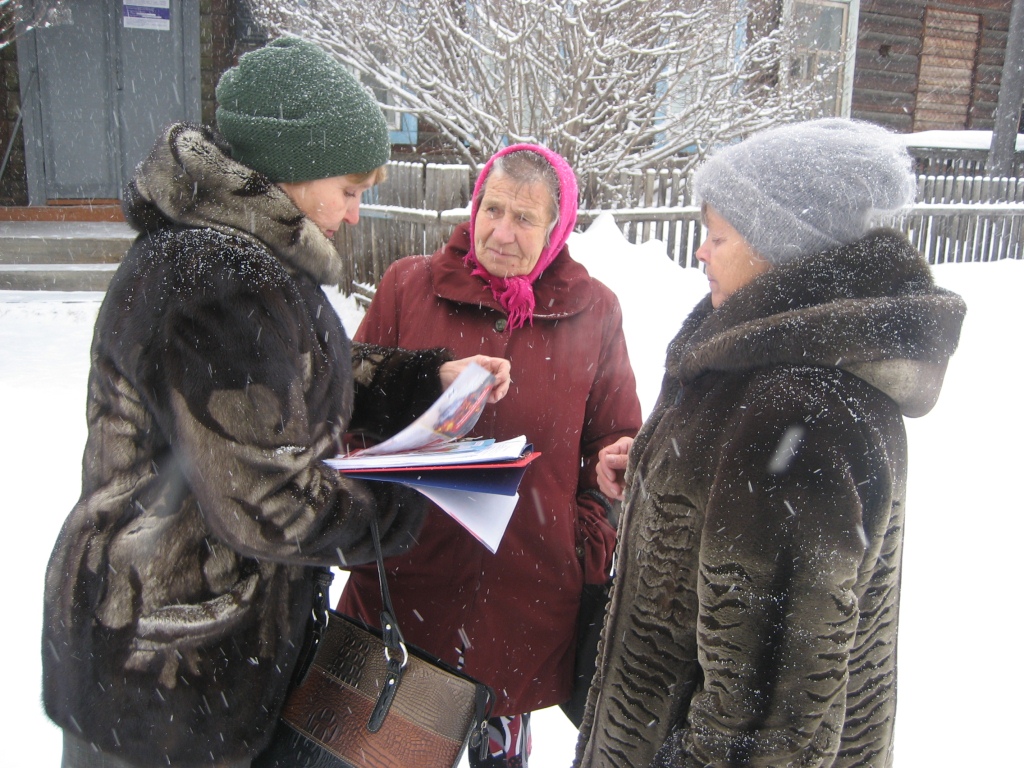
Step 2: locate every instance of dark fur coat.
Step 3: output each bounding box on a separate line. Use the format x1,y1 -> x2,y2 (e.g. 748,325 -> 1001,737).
42,123 -> 448,766
575,230 -> 966,767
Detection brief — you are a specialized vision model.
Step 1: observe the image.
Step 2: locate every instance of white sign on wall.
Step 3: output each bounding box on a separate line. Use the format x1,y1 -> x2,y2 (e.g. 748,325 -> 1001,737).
123,0 -> 170,31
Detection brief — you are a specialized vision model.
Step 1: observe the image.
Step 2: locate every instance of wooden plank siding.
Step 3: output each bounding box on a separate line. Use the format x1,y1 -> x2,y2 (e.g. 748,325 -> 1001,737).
913,9 -> 980,131
853,1 -> 926,131
852,0 -> 1014,133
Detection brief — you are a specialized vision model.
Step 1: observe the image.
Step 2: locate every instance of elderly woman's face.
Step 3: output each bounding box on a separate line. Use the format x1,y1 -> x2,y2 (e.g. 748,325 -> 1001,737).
279,174 -> 377,240
696,205 -> 772,308
474,172 -> 555,278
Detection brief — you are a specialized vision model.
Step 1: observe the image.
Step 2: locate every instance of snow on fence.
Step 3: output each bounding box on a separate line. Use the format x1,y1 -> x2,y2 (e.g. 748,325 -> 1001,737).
335,163 -> 1024,296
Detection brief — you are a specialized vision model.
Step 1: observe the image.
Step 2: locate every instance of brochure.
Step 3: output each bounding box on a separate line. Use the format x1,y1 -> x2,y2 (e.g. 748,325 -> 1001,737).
327,362 -> 538,552
349,361 -> 496,457
327,436 -> 529,470
340,452 -> 540,496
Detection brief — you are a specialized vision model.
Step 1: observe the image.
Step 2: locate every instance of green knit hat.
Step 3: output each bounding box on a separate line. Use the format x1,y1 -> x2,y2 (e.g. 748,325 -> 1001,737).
215,37 -> 390,182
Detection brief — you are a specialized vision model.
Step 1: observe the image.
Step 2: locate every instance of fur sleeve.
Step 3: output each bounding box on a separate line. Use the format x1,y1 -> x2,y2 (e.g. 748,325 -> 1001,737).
149,248 -> 424,567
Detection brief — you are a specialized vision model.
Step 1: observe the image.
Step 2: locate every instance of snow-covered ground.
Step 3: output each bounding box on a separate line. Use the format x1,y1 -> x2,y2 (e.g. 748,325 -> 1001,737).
2,213 -> 1020,767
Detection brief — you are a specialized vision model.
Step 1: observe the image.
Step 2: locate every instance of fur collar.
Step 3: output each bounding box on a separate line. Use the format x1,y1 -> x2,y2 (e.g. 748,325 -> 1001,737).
667,229 -> 966,417
123,123 -> 345,285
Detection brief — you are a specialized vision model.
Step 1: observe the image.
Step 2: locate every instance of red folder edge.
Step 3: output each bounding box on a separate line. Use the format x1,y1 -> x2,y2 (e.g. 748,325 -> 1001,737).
338,450 -> 541,475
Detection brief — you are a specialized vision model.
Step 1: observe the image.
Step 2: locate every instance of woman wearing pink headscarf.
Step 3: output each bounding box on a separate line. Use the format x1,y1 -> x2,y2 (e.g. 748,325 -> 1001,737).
336,144 -> 641,766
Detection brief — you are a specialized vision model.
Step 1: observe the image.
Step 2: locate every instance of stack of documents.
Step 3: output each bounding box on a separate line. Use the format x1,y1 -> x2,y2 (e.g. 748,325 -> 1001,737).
325,363 -> 539,553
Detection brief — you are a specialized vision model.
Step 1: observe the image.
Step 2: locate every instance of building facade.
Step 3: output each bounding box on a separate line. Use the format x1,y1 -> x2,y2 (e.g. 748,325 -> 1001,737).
1,0 -> 250,211
0,0 -> 1019,215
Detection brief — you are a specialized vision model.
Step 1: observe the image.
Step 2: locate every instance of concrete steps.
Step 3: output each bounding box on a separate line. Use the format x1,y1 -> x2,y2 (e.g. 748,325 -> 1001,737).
0,222 -> 134,291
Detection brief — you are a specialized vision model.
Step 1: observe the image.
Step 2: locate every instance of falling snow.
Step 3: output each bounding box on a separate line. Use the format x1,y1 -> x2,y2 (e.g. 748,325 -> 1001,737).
0,217 -> 1021,767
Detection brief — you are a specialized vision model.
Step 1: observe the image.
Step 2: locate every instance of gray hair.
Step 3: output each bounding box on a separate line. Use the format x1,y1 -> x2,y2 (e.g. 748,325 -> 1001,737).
480,150 -> 560,238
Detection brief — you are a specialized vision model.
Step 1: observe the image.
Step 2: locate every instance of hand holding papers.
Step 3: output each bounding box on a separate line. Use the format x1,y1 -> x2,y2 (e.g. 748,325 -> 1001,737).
345,359 -> 497,457
326,363 -> 538,553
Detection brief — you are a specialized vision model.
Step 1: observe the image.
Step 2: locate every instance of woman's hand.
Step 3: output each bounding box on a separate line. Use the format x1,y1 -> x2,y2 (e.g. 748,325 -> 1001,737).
440,355 -> 512,404
596,436 -> 634,501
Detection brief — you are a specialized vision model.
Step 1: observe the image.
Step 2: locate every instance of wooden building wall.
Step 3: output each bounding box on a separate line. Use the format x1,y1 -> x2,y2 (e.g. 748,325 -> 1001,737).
203,0 -> 242,126
204,0 -> 268,125
0,0 -> 243,208
1,29 -> 27,206
853,0 -> 1014,132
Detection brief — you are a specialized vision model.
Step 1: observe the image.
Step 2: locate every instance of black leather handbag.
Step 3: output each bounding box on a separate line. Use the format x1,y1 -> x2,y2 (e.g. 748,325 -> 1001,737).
256,519 -> 494,768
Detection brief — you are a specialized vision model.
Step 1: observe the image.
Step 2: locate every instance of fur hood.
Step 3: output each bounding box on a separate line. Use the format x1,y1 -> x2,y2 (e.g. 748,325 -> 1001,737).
667,229 -> 966,417
124,122 -> 347,285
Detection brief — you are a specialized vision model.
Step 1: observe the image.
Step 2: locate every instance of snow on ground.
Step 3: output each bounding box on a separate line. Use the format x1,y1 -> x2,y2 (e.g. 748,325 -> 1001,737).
2,214 -> 1020,767
900,129 -> 1023,152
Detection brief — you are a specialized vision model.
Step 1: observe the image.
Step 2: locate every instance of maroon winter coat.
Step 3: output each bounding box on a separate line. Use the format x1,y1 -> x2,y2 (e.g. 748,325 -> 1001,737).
337,223 -> 642,715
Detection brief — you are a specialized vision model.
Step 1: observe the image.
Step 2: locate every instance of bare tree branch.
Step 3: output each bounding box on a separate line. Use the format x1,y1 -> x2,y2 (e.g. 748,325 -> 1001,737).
251,0 -> 837,203
1,1 -> 66,49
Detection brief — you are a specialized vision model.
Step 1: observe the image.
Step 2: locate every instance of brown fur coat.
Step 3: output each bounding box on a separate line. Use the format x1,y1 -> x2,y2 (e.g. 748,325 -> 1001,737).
575,230 -> 966,767
42,123 -> 447,766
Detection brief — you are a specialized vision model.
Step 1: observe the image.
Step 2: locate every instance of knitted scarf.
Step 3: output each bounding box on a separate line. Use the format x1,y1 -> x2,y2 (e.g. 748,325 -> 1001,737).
465,143 -> 579,329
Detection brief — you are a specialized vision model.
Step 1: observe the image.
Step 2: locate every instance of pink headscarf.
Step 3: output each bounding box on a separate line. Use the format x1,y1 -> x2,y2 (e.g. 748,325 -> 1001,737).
465,143 -> 579,330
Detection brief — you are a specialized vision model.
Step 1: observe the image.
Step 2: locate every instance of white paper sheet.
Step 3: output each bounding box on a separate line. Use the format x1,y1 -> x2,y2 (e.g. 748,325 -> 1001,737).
404,484 -> 518,554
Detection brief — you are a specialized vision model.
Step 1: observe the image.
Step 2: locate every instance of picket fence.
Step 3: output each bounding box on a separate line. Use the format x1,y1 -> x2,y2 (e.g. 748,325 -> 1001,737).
906,146 -> 1024,178
335,161 -> 1024,295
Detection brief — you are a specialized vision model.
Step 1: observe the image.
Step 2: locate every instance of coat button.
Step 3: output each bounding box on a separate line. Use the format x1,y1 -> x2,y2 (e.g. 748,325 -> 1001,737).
494,318 -> 508,332
576,544 -> 585,560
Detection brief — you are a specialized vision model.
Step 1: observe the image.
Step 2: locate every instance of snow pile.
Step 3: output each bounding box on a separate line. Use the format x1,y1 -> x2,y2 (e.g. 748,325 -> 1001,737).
568,212 -> 708,416
901,129 -> 1023,152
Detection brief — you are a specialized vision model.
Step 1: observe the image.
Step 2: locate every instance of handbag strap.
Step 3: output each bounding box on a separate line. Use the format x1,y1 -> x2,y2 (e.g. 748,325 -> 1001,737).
366,518 -> 493,761
370,517 -> 407,660
292,566 -> 335,688
366,517 -> 409,733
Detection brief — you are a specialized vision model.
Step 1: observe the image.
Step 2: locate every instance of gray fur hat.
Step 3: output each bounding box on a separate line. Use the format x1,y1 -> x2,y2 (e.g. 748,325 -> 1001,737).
692,118 -> 916,265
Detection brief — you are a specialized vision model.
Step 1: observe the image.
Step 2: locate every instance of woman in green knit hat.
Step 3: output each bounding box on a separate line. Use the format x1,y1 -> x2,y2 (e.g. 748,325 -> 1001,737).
42,37 -> 508,768
214,35 -> 393,230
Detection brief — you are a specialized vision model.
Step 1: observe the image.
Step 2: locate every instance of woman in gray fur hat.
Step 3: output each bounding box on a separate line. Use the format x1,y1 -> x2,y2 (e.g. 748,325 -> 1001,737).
41,37 -> 508,768
576,118 -> 966,767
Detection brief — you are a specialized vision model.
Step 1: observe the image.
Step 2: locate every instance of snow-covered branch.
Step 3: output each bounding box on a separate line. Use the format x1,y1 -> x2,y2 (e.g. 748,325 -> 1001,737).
0,0 -> 66,48
251,0 -> 838,203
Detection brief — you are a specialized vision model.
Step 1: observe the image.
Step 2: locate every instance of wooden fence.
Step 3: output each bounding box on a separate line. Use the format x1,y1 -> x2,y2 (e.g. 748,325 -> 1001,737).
337,161 -> 471,292
907,146 -> 1024,178
335,162 -> 1024,294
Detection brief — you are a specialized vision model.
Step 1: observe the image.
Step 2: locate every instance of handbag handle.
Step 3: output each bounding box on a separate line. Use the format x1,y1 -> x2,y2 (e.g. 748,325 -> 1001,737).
291,567 -> 335,689
367,517 -> 409,732
370,517 -> 408,665
365,518 -> 493,761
